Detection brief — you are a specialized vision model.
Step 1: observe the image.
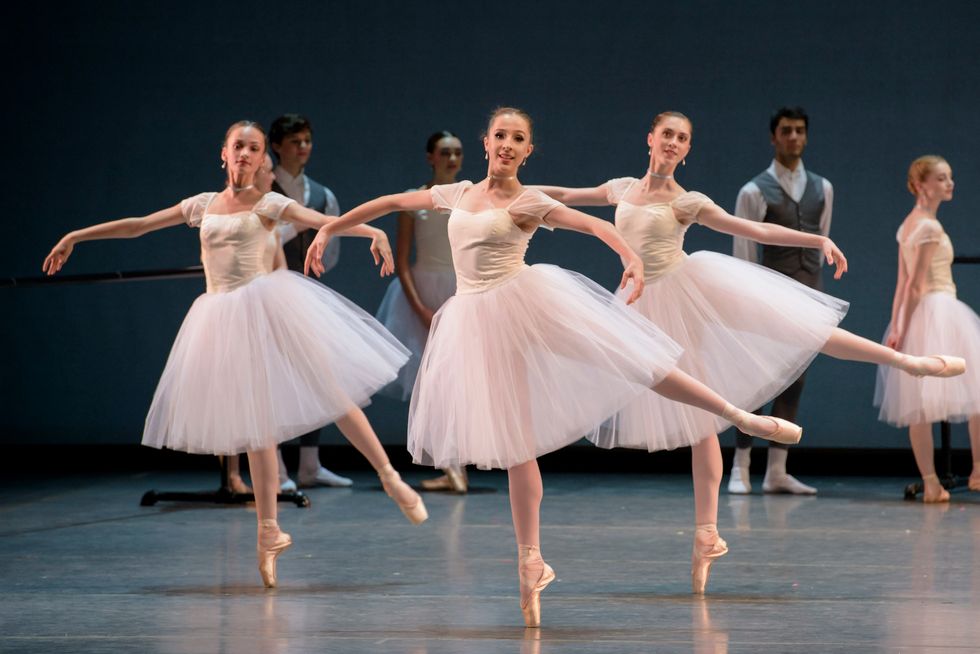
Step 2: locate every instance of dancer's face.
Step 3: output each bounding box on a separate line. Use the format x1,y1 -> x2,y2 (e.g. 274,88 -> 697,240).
917,162 -> 954,202
272,129 -> 313,170
647,116 -> 692,169
484,114 -> 533,177
222,126 -> 266,181
255,154 -> 276,193
427,136 -> 464,178
771,118 -> 808,161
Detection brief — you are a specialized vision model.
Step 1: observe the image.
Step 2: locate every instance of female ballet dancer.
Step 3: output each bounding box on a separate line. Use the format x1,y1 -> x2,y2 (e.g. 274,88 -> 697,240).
305,107 -> 804,626
42,120 -> 428,589
375,130 -> 469,493
535,111 -> 966,593
875,155 -> 980,501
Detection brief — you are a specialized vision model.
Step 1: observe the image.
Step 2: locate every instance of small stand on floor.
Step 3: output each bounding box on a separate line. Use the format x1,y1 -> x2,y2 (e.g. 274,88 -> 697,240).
903,421 -> 968,500
141,457 -> 310,508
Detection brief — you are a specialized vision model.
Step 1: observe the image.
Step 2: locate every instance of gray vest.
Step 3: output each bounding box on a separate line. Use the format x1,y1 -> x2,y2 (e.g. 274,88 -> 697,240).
753,170 -> 825,275
275,178 -> 341,274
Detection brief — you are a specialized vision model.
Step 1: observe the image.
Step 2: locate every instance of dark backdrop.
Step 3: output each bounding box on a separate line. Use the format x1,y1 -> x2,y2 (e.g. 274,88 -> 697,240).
4,1 -> 979,450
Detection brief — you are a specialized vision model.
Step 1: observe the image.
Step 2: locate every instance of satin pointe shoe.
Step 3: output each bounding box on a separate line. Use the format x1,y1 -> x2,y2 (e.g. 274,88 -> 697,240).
378,463 -> 429,525
257,519 -> 292,588
896,354 -> 966,378
445,466 -> 468,493
227,472 -> 252,495
722,403 -> 802,445
921,473 -> 950,503
691,524 -> 729,595
518,545 -> 556,628
969,464 -> 980,492
420,474 -> 452,491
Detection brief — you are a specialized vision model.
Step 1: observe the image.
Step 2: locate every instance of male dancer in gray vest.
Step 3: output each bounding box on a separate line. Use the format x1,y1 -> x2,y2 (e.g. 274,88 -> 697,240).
729,106 -> 833,495
269,113 -> 352,489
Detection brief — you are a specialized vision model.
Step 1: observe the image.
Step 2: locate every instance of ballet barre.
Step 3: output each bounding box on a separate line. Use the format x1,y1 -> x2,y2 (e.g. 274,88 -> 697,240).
5,264 -> 310,508
903,254 -> 978,500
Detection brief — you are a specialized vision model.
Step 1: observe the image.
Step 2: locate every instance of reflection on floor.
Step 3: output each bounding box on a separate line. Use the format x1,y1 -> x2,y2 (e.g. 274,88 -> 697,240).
0,471 -> 977,653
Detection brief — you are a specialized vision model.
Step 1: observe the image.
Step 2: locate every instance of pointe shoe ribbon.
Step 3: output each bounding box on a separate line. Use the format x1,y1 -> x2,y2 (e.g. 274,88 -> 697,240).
378,463 -> 429,525
257,519 -> 292,588
722,404 -> 802,445
518,545 -> 556,628
691,525 -> 728,595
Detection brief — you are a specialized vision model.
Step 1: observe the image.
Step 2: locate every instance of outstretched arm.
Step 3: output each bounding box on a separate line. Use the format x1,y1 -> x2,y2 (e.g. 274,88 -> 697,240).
281,202 -> 395,277
889,240 -> 939,349
42,204 -> 186,275
538,205 -> 646,304
305,189 -> 434,277
531,184 -> 611,206
697,203 -> 848,279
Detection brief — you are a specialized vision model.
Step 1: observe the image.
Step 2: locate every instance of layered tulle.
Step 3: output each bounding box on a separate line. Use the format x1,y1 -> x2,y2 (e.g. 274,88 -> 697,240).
143,270 -> 409,454
875,291 -> 980,426
596,251 -> 849,451
407,264 -> 684,470
375,266 -> 457,400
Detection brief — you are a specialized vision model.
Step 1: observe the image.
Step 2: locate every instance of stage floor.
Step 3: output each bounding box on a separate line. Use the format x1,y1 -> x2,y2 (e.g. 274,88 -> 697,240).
1,470 -> 978,653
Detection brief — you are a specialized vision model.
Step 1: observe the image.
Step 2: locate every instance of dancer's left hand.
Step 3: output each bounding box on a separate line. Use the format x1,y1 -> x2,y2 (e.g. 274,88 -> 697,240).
823,238 -> 848,279
305,227 -> 331,277
370,231 -> 395,277
621,257 -> 645,304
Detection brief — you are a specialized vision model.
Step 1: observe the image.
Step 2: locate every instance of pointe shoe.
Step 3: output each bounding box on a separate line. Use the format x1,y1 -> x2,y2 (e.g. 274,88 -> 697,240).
968,475 -> 980,492
378,463 -> 429,525
921,473 -> 950,503
420,474 -> 452,491
691,524 -> 728,595
257,519 -> 292,588
722,404 -> 802,445
227,472 -> 252,495
896,354 -> 966,378
518,545 -> 556,628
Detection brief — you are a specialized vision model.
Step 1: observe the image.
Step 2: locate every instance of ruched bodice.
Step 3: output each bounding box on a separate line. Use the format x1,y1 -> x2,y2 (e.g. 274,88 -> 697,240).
606,178 -> 714,281
180,192 -> 296,294
430,181 -> 561,294
408,187 -> 454,272
898,219 -> 956,296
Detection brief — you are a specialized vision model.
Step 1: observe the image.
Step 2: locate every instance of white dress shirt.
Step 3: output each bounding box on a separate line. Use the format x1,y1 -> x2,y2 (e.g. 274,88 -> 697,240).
732,159 -> 833,263
273,166 -> 340,244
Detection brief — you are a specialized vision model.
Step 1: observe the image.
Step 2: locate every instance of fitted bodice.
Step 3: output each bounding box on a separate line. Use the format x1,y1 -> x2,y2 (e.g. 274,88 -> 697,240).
606,178 -> 714,281
180,192 -> 295,294
431,181 -> 561,294
407,187 -> 454,272
899,219 -> 956,296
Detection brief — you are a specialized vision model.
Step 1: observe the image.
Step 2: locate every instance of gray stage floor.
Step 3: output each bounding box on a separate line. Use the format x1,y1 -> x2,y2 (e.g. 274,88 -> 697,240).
1,471 -> 978,653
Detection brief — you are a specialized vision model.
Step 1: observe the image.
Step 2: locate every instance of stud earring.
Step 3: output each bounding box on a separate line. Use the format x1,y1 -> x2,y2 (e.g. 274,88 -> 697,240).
522,158 -> 528,167
484,152 -> 488,160
682,159 -> 686,167
221,161 -> 226,169
648,148 -> 652,155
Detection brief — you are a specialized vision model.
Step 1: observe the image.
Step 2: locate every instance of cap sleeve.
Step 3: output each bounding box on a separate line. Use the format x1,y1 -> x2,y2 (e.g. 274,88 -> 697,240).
430,181 -> 473,212
179,192 -> 216,228
671,191 -> 715,224
253,192 -> 296,222
910,220 -> 943,246
509,188 -> 563,231
604,177 -> 637,205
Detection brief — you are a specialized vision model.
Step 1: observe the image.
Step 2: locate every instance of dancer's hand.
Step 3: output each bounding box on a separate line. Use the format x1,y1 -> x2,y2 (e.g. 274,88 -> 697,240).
415,305 -> 435,329
621,256 -> 645,305
822,238 -> 848,279
885,328 -> 903,350
369,229 -> 395,277
305,227 -> 332,277
43,236 -> 74,275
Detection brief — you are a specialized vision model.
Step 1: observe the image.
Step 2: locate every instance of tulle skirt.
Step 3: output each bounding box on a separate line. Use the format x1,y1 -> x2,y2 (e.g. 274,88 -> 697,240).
407,264 -> 684,470
875,291 -> 980,426
375,266 -> 457,400
143,270 -> 410,455
595,252 -> 849,451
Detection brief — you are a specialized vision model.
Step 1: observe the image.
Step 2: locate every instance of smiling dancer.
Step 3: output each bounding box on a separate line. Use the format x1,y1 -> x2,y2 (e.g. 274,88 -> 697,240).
43,120 -> 427,589
305,107 -> 805,626
535,110 -> 966,594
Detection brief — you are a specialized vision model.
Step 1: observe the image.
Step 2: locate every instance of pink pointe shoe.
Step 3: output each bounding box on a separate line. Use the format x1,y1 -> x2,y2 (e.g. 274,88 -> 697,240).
378,464 -> 429,525
518,545 -> 556,628
921,473 -> 950,503
896,354 -> 966,378
257,519 -> 292,588
970,463 -> 980,492
692,524 -> 729,595
722,403 -> 802,445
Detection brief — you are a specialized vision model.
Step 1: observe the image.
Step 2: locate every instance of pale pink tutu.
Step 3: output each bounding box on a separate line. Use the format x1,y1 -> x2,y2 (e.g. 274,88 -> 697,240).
143,270 -> 409,455
407,264 -> 684,470
596,252 -> 849,451
375,266 -> 457,400
875,291 -> 980,426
